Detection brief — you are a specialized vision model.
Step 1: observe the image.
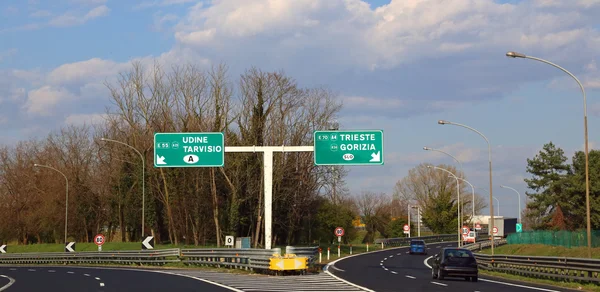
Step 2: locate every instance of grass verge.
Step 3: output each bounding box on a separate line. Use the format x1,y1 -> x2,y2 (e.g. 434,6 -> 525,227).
478,244 -> 600,259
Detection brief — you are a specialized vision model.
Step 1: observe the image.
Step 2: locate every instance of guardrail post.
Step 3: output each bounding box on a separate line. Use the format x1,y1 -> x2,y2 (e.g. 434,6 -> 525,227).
327,247 -> 330,260
350,244 -> 352,255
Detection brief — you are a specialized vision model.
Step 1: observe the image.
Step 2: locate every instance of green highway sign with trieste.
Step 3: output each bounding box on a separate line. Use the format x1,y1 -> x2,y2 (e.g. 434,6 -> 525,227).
154,132 -> 224,167
313,130 -> 384,166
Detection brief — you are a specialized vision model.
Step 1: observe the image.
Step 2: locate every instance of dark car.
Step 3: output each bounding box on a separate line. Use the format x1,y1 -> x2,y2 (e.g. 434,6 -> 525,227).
409,240 -> 427,255
431,247 -> 478,282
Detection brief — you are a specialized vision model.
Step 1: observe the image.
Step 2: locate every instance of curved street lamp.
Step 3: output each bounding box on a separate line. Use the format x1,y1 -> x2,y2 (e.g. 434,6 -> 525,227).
506,51 -> 591,258
455,177 -> 475,229
100,138 -> 146,236
500,185 -> 522,224
438,120 -> 495,254
428,165 -> 462,246
34,164 -> 69,244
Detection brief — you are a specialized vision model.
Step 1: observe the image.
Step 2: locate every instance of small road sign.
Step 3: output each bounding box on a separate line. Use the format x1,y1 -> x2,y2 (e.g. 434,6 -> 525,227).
142,236 -> 154,250
334,227 -> 345,237
94,234 -> 105,246
516,223 -> 523,233
314,130 -> 384,166
462,226 -> 469,235
493,227 -> 498,234
65,242 -> 75,252
403,224 -> 410,234
225,236 -> 234,246
154,132 -> 224,167
475,223 -> 481,230
0,245 -> 6,253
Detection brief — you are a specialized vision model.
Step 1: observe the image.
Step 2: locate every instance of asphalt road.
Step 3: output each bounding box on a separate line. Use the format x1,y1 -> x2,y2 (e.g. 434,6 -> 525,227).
328,241 -> 576,292
0,266 -> 236,292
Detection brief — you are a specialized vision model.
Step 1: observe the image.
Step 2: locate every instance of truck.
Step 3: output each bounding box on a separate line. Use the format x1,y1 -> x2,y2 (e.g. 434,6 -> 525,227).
488,217 -> 517,238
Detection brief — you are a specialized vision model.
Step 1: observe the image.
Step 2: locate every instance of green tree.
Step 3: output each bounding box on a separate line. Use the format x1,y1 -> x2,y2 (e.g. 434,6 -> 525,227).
563,149 -> 600,229
523,142 -> 571,229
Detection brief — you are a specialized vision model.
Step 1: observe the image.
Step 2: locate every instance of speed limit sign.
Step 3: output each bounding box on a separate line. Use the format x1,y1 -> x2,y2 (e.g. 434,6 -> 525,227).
225,235 -> 234,246
94,234 -> 105,246
334,227 -> 345,237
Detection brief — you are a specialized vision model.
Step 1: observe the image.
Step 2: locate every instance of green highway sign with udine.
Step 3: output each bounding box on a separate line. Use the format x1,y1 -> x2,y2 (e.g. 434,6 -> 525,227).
154,132 -> 224,167
314,130 -> 384,166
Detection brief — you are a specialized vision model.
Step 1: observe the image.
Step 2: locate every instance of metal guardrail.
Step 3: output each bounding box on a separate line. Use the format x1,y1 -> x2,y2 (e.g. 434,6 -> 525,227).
286,246 -> 318,266
462,239 -> 600,284
0,248 -> 180,265
375,234 -> 457,247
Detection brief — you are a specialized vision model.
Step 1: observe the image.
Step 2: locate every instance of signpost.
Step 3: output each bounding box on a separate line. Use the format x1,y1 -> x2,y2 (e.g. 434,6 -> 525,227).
314,130 -> 384,165
225,236 -> 234,247
403,224 -> 410,235
142,236 -> 154,250
335,227 -> 345,243
516,223 -> 522,233
65,242 -> 75,252
94,234 -> 105,251
154,132 -> 224,167
475,223 -> 481,231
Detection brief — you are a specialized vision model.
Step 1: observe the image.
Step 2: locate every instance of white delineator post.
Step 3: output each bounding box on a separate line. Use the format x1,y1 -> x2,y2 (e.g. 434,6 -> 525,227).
224,145 -> 313,250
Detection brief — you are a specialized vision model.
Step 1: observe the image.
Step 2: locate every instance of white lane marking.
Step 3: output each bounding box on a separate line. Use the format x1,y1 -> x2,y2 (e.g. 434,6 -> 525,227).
390,271 -> 398,274
84,274 -> 90,277
95,277 -> 101,280
397,253 -> 402,255
431,281 -> 447,287
479,279 -> 561,292
424,256 -> 433,269
380,263 -> 383,266
436,246 -> 441,248
100,283 -> 105,287
67,271 -> 74,274
405,251 -> 409,254
383,267 -> 388,271
405,275 -> 416,279
389,255 -> 394,258
27,269 -> 35,272
330,265 -> 345,272
8,269 -> 15,271
383,258 -> 387,261
0,275 -> 15,292
48,270 -> 55,273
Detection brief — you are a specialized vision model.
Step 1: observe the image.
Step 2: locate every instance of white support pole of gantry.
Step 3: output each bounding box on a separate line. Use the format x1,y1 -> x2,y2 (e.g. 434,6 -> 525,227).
224,145 -> 314,250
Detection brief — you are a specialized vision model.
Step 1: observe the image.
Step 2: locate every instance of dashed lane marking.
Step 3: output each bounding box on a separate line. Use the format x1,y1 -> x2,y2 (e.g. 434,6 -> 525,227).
390,271 -> 398,274
67,271 -> 74,274
405,275 -> 416,279
100,283 -> 105,287
431,282 -> 447,287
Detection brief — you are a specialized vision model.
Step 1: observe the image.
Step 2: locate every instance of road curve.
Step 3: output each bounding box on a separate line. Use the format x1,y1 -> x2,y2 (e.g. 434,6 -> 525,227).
0,266 -> 237,292
327,241 -> 576,292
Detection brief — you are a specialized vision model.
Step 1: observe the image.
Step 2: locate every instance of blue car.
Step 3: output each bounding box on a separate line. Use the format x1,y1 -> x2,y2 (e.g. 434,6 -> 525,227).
409,240 -> 427,255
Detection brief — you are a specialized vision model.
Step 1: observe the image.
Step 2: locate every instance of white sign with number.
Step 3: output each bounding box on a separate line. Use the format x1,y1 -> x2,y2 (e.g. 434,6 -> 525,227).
225,235 -> 234,246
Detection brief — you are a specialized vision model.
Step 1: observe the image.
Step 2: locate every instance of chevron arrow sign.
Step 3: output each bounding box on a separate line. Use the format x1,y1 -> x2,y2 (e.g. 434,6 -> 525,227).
0,245 -> 6,253
65,242 -> 75,252
142,236 -> 154,250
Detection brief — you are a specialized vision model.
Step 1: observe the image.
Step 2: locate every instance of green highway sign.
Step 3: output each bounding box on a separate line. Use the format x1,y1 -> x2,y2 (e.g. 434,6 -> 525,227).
154,132 -> 224,167
516,223 -> 522,233
314,130 -> 384,166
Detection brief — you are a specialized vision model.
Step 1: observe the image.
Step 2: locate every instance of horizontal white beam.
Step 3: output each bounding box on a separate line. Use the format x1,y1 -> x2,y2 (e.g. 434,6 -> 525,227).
225,146 -> 314,153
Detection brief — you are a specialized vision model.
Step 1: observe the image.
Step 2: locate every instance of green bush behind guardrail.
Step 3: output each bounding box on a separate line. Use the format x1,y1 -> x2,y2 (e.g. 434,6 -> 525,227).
507,230 -> 600,248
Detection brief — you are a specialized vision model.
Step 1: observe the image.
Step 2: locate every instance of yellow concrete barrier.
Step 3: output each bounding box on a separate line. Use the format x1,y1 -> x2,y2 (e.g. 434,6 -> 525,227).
269,256 -> 307,271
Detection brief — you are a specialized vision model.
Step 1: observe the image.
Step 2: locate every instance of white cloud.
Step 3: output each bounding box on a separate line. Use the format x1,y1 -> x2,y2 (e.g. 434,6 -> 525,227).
64,113 -> 108,126
47,58 -> 126,85
24,86 -> 77,116
29,10 -> 52,18
134,0 -> 195,9
70,0 -> 108,5
398,143 -> 483,165
49,5 -> 110,27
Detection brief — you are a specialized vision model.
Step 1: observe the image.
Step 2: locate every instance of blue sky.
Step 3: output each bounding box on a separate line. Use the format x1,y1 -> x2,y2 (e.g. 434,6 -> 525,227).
1,0 -> 600,220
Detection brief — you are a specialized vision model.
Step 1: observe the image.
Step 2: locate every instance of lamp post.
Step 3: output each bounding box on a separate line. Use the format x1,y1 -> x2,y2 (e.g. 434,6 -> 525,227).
34,164 -> 69,244
438,120 -> 494,254
478,187 -> 500,216
506,51 -> 591,258
500,185 -> 522,224
328,120 -> 340,204
424,146 -> 464,231
456,177 -> 475,229
411,205 -> 421,237
427,165 -> 461,246
100,138 -> 146,236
